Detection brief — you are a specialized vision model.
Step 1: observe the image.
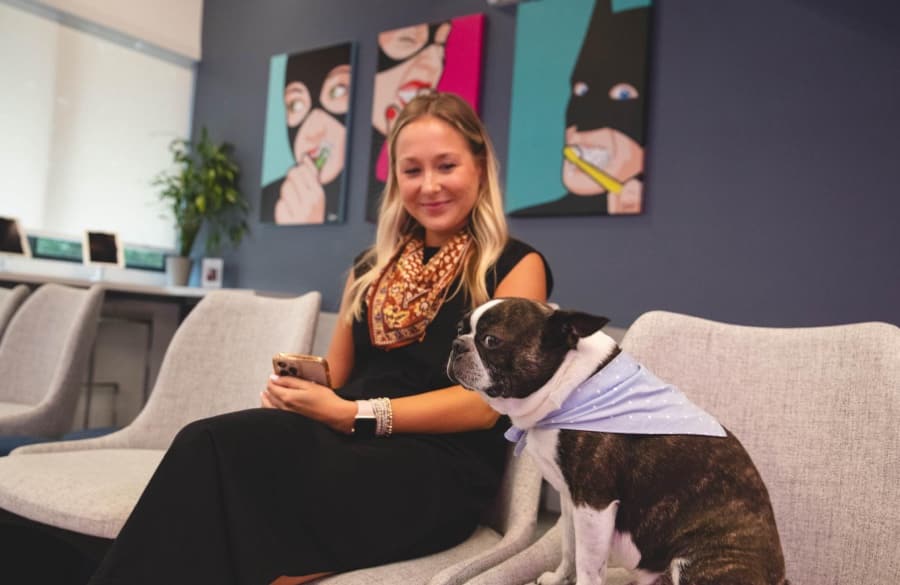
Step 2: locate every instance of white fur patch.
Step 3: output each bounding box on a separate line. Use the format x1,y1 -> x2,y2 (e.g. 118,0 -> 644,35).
609,531 -> 641,571
469,298 -> 504,328
573,502 -> 617,584
487,327 -> 618,429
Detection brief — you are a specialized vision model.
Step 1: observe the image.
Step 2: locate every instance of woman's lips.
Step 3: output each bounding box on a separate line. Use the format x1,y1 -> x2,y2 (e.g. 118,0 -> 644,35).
384,80 -> 434,126
396,80 -> 433,106
420,200 -> 451,213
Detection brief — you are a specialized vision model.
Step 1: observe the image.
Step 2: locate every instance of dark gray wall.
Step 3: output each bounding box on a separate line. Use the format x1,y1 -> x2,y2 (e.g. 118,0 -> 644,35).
195,0 -> 900,327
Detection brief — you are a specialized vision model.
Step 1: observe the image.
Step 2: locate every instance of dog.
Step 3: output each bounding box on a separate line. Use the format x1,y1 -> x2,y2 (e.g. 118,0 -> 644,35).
447,298 -> 788,585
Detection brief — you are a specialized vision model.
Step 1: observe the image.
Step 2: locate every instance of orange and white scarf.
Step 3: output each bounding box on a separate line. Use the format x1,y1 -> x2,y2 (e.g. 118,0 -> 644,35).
367,232 -> 471,349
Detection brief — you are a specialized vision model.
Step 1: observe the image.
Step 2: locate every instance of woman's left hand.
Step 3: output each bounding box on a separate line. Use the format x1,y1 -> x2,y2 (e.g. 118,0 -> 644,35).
262,375 -> 357,434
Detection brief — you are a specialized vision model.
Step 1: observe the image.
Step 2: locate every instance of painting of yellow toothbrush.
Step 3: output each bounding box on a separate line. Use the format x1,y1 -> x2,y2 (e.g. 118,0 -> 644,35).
562,146 -> 623,193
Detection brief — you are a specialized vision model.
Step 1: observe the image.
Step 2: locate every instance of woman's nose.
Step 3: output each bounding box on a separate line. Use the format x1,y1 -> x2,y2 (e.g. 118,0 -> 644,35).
298,110 -> 327,145
422,169 -> 440,193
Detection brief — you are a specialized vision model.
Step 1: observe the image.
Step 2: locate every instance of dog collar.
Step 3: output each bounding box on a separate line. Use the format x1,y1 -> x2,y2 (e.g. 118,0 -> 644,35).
505,352 -> 726,456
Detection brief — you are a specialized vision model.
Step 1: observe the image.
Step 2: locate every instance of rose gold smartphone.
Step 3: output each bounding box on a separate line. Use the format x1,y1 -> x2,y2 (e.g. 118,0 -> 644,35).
272,353 -> 332,387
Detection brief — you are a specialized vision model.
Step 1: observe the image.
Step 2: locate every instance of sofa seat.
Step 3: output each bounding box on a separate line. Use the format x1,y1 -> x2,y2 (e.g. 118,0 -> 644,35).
315,524 -> 501,584
0,449 -> 164,538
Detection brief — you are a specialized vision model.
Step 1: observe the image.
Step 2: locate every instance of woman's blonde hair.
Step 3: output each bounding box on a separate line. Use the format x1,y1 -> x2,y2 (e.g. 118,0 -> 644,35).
343,91 -> 509,322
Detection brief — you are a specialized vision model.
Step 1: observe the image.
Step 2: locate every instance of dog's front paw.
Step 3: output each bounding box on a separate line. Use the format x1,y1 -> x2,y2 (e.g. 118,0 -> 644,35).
534,570 -> 573,585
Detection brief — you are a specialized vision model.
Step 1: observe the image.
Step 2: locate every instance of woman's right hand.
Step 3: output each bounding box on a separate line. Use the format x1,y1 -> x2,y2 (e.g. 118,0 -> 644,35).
274,156 -> 326,224
261,374 -> 357,434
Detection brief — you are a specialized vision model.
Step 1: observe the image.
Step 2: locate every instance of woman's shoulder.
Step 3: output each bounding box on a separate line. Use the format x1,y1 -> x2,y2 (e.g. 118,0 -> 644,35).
491,238 -> 554,295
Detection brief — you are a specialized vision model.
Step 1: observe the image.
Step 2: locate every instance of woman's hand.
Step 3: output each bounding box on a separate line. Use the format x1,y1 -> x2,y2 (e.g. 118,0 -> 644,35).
607,178 -> 643,215
274,156 -> 326,224
261,375 -> 357,434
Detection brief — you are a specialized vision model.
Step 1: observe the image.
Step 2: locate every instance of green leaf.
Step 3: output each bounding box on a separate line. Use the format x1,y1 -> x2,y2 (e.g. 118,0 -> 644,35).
153,126 -> 250,257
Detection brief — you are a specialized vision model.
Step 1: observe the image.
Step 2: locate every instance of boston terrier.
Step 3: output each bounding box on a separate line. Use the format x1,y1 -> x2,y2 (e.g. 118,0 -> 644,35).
447,298 -> 788,585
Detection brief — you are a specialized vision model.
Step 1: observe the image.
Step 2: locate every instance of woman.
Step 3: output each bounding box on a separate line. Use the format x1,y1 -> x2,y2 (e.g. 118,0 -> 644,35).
261,44 -> 352,225
89,92 -> 553,584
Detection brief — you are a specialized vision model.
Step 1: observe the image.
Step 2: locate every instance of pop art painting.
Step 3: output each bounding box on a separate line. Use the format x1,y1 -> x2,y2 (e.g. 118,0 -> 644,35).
507,0 -> 653,217
366,14 -> 485,221
260,42 -> 355,225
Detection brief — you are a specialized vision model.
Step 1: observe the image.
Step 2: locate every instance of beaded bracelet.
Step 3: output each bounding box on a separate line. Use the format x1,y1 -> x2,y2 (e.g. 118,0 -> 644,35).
370,397 -> 393,437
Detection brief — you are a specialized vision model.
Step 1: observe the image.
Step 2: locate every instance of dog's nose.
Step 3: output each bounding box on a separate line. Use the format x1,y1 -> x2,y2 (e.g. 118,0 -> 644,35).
452,338 -> 467,354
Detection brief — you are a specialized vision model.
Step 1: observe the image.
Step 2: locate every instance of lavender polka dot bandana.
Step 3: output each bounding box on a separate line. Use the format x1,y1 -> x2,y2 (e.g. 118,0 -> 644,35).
505,352 -> 726,456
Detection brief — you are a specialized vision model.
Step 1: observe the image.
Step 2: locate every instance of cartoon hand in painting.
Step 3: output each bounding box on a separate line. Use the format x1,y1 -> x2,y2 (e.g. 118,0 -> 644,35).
275,156 -> 326,224
607,178 -> 643,215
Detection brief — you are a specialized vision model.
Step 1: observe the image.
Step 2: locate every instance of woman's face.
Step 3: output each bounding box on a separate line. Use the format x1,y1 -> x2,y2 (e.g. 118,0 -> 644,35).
284,64 -> 351,185
562,124 -> 644,196
393,115 -> 482,247
372,23 -> 451,137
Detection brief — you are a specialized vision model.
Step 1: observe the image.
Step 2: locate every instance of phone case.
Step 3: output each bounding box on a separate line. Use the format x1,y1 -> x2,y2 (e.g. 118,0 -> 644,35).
272,353 -> 332,387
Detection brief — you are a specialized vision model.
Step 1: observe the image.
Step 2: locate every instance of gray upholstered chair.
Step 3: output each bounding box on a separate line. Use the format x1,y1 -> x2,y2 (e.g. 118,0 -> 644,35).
0,290 -> 320,538
0,283 -> 105,438
467,311 -> 900,585
0,284 -> 29,341
310,447 -> 543,585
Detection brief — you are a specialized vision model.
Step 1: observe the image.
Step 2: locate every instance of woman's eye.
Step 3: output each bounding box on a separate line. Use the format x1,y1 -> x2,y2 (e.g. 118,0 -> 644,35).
481,334 -> 501,349
439,163 -> 457,172
288,100 -> 307,118
608,83 -> 639,101
329,83 -> 348,100
402,168 -> 420,176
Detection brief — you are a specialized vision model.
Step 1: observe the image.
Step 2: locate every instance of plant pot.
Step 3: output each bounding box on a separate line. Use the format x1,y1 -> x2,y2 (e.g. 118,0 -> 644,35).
165,256 -> 192,287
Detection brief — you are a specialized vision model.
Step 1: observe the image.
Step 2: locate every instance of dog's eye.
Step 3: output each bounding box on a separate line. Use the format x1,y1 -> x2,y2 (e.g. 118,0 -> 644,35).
456,322 -> 465,336
480,334 -> 502,349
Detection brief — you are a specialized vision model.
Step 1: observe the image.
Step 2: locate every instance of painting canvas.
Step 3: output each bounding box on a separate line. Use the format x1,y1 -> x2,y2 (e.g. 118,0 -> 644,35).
506,0 -> 653,217
365,13 -> 485,222
260,42 -> 356,225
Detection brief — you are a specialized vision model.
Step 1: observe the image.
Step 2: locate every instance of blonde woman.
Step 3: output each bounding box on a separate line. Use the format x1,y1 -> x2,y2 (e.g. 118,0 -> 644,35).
87,92 -> 553,585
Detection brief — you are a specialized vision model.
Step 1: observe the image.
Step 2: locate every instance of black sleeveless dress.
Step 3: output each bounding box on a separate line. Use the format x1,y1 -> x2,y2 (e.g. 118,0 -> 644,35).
88,238 -> 552,585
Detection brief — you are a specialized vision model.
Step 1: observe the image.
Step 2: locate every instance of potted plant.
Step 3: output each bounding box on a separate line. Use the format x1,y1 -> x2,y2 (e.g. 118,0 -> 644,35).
154,127 -> 250,286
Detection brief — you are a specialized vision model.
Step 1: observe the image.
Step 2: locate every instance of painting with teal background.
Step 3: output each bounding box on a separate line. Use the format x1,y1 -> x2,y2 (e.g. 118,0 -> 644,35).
506,0 -> 653,218
259,42 -> 355,225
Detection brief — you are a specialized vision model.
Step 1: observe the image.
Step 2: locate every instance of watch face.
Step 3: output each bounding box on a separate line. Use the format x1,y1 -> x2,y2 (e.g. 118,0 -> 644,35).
354,417 -> 377,438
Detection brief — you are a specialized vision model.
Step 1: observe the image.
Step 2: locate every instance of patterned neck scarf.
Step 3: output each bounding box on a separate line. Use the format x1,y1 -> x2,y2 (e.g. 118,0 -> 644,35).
505,352 -> 726,456
367,231 -> 471,349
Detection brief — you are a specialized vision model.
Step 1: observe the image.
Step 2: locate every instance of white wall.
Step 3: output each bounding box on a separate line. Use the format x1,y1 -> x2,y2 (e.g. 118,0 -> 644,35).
34,0 -> 203,60
0,2 -> 196,249
0,7 -> 57,226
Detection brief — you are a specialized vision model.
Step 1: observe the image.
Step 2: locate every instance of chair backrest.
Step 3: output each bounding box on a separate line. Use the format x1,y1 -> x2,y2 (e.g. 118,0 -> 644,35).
0,284 -> 29,341
0,283 -> 105,436
113,290 -> 321,449
621,311 -> 900,585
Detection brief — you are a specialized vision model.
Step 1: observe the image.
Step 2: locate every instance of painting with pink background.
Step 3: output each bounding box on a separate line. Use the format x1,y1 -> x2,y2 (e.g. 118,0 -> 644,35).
365,13 -> 485,221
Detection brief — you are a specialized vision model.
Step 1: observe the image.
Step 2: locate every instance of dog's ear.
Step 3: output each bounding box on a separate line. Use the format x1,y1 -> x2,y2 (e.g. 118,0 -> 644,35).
549,310 -> 610,349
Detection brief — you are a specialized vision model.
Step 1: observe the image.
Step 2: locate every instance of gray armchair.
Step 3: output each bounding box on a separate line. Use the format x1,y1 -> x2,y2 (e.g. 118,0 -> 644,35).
467,311 -> 900,585
314,446 -> 544,585
0,284 -> 29,341
0,283 -> 105,437
0,290 -> 321,538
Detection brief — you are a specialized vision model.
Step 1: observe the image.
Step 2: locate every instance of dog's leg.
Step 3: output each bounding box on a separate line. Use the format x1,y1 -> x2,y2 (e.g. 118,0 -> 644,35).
535,492 -> 576,585
572,501 -> 618,585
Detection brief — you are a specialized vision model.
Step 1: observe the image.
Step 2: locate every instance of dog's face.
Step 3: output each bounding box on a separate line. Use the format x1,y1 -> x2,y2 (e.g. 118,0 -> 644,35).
447,298 -> 610,399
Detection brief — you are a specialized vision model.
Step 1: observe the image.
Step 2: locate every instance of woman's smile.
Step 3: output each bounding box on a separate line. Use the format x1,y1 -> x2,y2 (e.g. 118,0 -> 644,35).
394,115 -> 482,246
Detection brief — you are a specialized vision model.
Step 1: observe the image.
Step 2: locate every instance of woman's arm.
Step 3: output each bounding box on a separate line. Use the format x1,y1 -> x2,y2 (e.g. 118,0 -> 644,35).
263,252 -> 548,434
